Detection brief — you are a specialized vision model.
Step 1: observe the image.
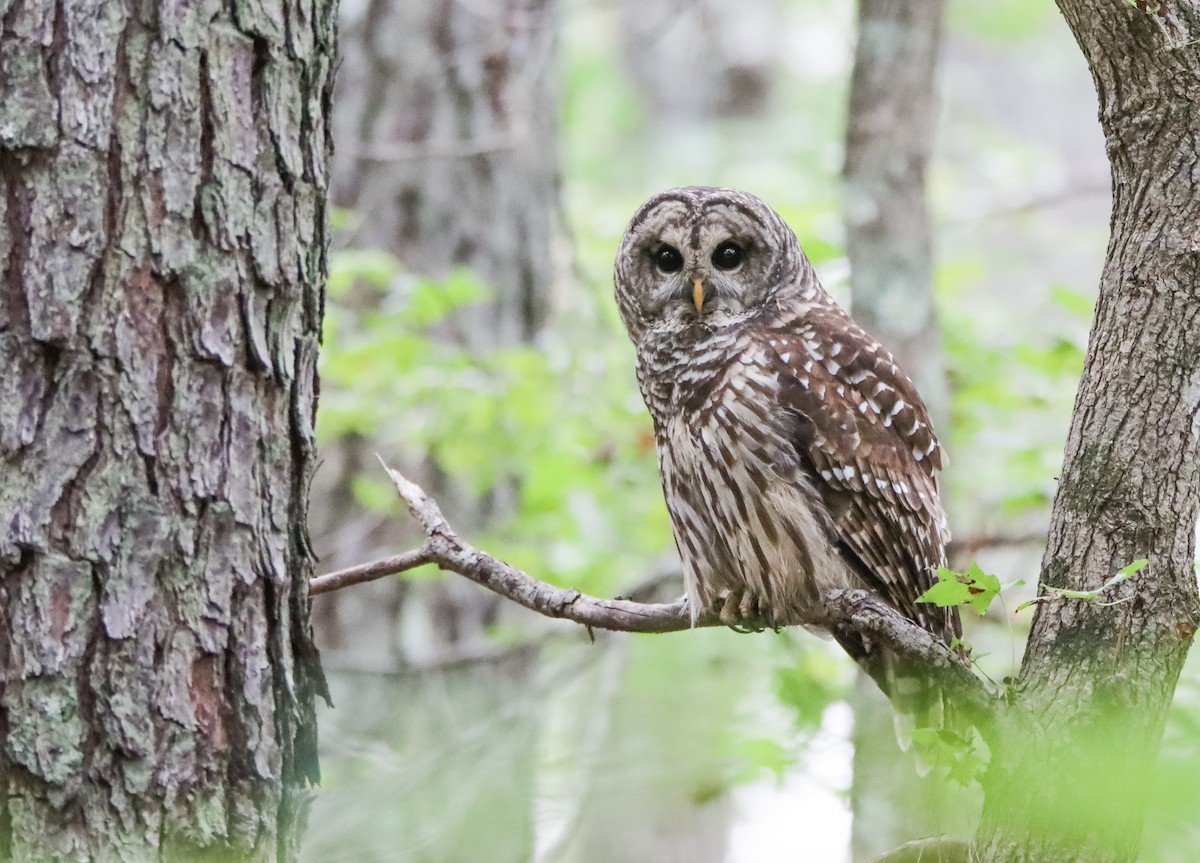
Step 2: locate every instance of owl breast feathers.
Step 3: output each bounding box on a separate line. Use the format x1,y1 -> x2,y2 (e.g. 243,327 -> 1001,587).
613,186 -> 960,665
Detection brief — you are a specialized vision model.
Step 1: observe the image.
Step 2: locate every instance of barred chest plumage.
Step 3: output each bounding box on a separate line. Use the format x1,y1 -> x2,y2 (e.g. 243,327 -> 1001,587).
635,324 -> 859,626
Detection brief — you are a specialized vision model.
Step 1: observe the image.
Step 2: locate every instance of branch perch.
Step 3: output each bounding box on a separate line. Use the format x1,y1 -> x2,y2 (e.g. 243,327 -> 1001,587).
309,459 -> 998,722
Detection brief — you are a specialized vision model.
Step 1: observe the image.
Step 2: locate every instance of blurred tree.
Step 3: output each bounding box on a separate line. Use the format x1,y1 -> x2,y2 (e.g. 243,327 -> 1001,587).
840,1 -> 973,859
307,2 -> 562,861
844,0 -> 948,421
618,0 -> 779,122
313,0 -> 561,665
0,0 -> 332,859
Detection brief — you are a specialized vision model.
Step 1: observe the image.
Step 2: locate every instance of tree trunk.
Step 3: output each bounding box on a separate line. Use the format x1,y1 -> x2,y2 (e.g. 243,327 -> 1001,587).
841,3 -> 971,858
618,0 -> 777,122
313,0 -> 562,668
0,0 -> 333,858
974,3 -> 1200,861
330,0 -> 559,346
843,0 -> 948,422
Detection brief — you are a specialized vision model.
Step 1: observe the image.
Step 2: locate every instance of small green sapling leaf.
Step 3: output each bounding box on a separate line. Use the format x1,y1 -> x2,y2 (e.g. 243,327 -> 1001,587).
1017,558 -> 1149,611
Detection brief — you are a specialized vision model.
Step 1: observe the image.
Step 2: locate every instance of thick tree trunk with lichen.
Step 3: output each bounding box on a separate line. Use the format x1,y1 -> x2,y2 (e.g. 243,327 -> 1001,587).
0,0 -> 333,859
973,3 -> 1200,861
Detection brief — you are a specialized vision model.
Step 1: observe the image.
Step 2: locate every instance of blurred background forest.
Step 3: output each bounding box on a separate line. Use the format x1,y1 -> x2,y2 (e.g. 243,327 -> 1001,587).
301,1 -> 1200,860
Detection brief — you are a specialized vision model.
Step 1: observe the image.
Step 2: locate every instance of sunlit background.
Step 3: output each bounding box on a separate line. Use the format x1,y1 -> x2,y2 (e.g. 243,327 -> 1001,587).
301,1 -> 1200,861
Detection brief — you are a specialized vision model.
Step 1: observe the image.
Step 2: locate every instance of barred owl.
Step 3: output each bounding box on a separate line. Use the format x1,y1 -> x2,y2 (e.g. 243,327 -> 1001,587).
614,186 -> 960,704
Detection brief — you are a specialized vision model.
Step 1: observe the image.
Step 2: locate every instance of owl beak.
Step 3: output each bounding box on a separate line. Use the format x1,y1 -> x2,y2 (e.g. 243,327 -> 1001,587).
692,277 -> 705,312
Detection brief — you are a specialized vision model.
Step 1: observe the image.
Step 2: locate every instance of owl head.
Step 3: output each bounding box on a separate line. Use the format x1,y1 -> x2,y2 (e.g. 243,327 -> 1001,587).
613,186 -> 813,345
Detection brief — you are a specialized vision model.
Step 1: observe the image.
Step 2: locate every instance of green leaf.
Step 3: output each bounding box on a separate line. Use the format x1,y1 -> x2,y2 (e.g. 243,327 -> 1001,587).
1049,284 -> 1095,319
917,568 -> 973,607
917,564 -> 1008,615
909,727 -> 987,786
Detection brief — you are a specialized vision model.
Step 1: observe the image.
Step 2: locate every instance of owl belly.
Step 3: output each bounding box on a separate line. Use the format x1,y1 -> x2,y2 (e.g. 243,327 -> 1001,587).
658,412 -> 856,626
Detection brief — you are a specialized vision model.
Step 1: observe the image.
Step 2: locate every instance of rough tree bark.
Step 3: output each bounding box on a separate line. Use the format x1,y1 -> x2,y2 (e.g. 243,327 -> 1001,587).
973,2 -> 1200,861
840,2 -> 968,859
0,0 -> 333,859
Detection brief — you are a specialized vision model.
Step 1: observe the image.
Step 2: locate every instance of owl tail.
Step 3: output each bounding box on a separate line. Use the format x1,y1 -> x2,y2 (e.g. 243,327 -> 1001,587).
832,625 -> 961,774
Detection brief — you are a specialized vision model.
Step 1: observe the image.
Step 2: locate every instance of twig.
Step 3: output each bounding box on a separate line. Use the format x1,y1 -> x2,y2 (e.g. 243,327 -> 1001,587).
342,135 -> 519,163
309,548 -> 434,595
308,458 -> 999,724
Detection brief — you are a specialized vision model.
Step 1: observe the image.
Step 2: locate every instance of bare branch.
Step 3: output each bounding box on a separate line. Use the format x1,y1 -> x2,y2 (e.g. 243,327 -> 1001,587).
309,548 -> 434,596
819,589 -> 996,725
308,460 -> 999,723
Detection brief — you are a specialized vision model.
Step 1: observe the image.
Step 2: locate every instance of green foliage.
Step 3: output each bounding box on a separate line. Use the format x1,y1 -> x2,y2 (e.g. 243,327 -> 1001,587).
910,728 -> 989,787
948,0 -> 1056,42
941,271 -> 1090,524
319,255 -> 672,599
773,637 -> 852,730
918,562 -> 1023,616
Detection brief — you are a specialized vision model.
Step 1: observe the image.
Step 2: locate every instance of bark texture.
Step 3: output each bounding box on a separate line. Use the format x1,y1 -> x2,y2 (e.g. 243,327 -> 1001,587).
0,0 -> 334,858
975,3 -> 1200,861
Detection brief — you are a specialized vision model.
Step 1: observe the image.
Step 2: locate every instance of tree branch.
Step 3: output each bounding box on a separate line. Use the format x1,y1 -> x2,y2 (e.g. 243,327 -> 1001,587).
309,548 -> 434,595
309,459 -> 999,724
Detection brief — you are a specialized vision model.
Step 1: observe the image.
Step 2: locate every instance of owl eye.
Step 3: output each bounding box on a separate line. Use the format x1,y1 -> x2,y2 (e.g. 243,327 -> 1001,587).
654,245 -> 684,274
712,241 -> 744,270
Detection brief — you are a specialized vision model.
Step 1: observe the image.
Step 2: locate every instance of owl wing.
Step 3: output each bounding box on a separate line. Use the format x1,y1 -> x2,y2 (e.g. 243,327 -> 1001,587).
763,305 -> 960,643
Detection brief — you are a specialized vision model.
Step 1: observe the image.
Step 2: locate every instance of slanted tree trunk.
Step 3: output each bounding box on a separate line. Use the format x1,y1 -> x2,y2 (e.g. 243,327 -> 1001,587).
973,3 -> 1200,861
0,0 -> 333,858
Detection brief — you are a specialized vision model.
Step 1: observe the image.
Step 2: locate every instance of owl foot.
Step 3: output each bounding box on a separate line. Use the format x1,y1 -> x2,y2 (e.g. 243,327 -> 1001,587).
713,588 -> 778,634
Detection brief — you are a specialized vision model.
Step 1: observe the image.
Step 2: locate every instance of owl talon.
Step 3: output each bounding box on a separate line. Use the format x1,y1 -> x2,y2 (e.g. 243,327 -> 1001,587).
714,589 -> 769,633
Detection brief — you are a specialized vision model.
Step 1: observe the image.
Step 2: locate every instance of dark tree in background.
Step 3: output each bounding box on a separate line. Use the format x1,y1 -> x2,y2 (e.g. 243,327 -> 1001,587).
303,1 -> 562,861
840,1 -> 970,858
618,0 -> 777,122
313,0 -> 561,665
843,0 -> 948,422
0,0 -> 333,858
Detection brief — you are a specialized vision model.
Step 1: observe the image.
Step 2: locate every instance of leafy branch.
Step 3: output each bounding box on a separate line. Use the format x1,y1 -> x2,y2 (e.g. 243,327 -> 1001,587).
918,558 -> 1150,618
